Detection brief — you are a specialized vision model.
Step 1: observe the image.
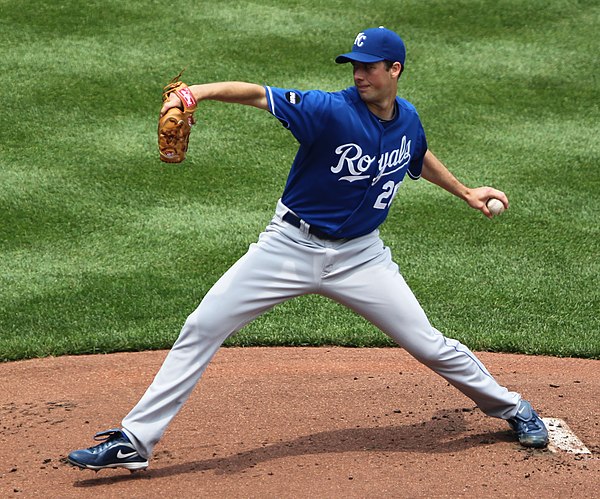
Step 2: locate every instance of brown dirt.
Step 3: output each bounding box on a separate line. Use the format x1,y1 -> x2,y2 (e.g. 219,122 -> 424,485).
1,347 -> 598,498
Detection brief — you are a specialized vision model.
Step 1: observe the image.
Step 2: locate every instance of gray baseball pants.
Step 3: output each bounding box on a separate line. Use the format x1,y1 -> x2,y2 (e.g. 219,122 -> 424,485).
122,200 -> 520,458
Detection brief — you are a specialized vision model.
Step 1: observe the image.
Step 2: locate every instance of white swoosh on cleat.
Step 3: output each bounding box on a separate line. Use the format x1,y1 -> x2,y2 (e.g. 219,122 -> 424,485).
117,450 -> 138,459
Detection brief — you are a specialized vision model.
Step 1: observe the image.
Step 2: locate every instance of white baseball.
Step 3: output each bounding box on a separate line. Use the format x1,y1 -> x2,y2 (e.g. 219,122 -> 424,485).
486,198 -> 505,216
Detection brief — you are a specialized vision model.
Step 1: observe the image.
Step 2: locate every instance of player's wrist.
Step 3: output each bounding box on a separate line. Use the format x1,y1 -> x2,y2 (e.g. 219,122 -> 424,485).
463,187 -> 483,208
188,84 -> 203,103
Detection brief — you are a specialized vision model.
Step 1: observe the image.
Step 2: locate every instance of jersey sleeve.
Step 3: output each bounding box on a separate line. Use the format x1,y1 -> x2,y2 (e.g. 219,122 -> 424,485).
264,86 -> 332,145
407,119 -> 428,180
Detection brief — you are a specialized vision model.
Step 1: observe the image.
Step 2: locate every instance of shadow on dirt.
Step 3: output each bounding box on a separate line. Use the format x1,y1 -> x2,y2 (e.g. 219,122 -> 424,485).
72,408 -> 516,487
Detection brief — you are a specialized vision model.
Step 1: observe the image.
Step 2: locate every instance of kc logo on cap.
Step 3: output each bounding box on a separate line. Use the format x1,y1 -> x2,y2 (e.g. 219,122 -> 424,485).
354,32 -> 367,47
336,27 -> 406,65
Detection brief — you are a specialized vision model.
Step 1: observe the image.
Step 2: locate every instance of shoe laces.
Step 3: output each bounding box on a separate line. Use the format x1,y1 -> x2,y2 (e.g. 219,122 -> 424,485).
511,413 -> 542,434
87,429 -> 125,452
521,416 -> 543,433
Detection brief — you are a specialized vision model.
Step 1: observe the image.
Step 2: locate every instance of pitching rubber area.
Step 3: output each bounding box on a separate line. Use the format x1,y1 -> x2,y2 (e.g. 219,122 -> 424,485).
543,418 -> 592,455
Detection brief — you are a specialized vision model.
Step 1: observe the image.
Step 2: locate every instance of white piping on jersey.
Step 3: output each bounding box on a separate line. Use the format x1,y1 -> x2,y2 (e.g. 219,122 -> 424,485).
266,86 -> 275,114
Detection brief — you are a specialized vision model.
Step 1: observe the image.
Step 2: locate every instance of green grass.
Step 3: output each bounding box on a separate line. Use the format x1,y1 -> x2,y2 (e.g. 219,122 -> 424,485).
1,0 -> 599,361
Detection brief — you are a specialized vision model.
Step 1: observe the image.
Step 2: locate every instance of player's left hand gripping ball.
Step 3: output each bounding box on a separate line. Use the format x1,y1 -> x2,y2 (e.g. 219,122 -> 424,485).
158,75 -> 198,163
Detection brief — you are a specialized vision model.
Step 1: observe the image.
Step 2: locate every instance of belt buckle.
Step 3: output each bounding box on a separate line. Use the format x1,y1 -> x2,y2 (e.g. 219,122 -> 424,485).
299,219 -> 310,237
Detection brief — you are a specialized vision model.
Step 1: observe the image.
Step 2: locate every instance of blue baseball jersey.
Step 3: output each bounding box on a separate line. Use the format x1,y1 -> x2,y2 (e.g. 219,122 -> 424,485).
265,85 -> 428,239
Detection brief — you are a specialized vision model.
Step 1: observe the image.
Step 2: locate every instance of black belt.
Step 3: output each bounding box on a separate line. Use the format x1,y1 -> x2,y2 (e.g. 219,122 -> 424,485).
282,212 -> 342,241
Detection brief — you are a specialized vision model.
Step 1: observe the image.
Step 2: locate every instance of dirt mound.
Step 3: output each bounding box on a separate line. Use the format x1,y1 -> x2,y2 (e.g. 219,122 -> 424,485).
1,348 -> 598,497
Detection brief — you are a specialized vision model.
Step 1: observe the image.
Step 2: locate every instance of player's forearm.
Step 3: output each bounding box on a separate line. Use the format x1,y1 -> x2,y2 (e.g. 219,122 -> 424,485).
188,82 -> 268,110
421,150 -> 470,201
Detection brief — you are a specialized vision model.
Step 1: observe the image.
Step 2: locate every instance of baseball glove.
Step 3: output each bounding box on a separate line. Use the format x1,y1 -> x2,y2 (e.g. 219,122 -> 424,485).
158,72 -> 198,163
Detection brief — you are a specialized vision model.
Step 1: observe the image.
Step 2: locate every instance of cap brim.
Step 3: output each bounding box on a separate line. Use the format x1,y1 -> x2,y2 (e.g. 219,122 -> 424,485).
335,52 -> 385,64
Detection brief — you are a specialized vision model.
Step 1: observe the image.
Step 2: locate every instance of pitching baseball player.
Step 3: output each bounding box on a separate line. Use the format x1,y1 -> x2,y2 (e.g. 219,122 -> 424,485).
68,27 -> 548,472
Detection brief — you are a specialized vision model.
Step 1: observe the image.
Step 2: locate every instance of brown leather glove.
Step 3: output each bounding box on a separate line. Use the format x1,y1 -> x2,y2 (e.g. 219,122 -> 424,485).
158,74 -> 197,163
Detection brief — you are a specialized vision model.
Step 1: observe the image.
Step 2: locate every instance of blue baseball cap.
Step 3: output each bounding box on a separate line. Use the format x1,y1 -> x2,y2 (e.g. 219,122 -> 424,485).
335,27 -> 406,65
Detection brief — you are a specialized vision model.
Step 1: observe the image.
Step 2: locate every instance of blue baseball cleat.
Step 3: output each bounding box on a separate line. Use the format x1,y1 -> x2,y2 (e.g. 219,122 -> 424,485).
507,400 -> 549,448
68,428 -> 148,471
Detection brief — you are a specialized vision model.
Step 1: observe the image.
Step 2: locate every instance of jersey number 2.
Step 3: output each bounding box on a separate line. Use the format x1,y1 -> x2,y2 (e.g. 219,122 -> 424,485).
373,180 -> 401,210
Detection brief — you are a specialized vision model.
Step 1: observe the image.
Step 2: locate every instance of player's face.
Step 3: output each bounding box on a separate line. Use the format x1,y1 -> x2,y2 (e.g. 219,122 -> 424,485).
352,61 -> 399,104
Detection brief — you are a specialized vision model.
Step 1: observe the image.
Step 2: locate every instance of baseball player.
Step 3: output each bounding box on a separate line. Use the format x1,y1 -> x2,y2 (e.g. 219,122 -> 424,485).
68,27 -> 548,472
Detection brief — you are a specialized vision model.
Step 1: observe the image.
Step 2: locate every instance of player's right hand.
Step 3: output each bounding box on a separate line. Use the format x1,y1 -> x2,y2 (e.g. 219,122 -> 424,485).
160,93 -> 183,117
466,186 -> 509,219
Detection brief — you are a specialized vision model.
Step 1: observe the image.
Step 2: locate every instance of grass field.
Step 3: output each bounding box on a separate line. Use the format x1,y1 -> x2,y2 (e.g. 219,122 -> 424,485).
1,0 -> 599,361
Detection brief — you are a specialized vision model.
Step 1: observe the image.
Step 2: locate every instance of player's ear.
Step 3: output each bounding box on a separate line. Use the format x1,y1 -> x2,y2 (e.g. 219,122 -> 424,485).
391,62 -> 403,79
